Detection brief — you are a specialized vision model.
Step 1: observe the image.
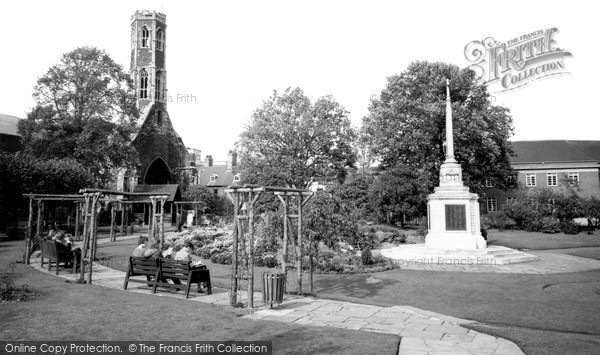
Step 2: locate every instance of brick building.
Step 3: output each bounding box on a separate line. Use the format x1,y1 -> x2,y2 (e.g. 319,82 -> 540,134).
188,151 -> 241,195
482,140 -> 600,213
0,114 -> 22,153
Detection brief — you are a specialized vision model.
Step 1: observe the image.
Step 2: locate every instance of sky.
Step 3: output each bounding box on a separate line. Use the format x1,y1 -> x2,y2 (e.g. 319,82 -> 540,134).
2,0 -> 598,162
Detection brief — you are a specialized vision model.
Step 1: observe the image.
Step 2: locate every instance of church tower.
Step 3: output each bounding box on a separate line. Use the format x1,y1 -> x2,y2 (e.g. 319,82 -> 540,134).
130,10 -> 167,115
118,10 -> 187,192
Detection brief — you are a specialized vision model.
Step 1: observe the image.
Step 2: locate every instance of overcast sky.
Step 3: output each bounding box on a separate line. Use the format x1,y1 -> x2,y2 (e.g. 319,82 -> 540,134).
2,0 -> 597,162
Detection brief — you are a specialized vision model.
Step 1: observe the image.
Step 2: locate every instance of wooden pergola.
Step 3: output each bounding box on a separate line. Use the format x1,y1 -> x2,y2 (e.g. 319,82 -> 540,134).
225,185 -> 313,308
24,189 -> 171,285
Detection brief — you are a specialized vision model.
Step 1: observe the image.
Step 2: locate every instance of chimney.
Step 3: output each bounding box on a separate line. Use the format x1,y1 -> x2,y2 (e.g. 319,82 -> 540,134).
205,155 -> 213,167
227,150 -> 237,171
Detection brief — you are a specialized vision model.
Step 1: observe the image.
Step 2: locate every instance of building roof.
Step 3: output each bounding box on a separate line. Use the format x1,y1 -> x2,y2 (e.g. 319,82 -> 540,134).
197,165 -> 240,187
0,114 -> 21,136
511,140 -> 600,164
131,184 -> 181,202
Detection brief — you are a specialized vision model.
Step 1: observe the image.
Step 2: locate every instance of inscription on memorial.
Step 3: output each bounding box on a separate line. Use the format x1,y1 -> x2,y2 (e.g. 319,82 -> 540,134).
445,204 -> 466,231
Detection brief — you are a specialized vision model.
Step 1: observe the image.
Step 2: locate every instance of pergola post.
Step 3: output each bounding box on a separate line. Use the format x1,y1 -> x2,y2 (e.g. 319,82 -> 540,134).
296,195 -> 303,295
74,202 -> 81,241
158,197 -> 166,250
110,202 -> 117,242
120,203 -> 125,237
230,192 -> 239,305
24,198 -> 34,264
88,193 -> 101,284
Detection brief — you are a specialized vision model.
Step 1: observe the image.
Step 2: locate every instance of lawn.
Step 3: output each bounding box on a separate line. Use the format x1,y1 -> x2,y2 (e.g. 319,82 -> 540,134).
95,229 -> 600,354
7,227 -> 600,355
0,240 -> 399,355
487,229 -> 600,250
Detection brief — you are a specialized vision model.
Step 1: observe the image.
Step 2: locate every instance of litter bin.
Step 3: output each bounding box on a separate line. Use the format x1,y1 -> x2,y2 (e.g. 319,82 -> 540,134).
262,272 -> 285,308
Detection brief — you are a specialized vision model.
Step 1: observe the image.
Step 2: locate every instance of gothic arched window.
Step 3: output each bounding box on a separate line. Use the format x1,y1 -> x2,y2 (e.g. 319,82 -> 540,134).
156,28 -> 164,51
155,71 -> 162,101
140,69 -> 148,99
141,26 -> 150,48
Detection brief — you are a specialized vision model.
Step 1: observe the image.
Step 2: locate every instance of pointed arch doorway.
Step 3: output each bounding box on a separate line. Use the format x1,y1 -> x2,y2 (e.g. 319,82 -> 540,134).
144,157 -> 172,185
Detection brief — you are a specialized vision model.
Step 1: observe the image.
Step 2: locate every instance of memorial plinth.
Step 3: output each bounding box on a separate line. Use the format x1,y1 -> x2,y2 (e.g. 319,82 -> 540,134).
424,79 -> 486,250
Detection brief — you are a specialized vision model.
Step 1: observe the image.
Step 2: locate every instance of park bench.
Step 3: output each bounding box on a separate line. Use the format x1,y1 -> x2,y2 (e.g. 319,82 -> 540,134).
39,239 -> 77,275
123,257 -> 212,299
123,256 -> 160,290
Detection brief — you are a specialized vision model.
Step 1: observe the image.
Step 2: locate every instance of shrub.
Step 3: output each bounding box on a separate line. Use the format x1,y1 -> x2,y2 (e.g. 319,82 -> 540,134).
361,246 -> 373,266
559,221 -> 580,235
255,253 -> 278,268
481,211 -> 513,231
1,261 -> 34,302
210,251 -> 232,265
540,217 -> 561,234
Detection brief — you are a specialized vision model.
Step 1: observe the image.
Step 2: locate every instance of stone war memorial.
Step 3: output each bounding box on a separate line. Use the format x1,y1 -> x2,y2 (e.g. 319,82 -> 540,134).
382,80 -> 538,265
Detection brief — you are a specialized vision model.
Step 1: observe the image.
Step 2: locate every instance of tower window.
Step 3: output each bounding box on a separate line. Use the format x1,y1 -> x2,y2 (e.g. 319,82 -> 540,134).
157,110 -> 162,125
156,28 -> 164,51
141,26 -> 150,48
155,71 -> 162,101
140,69 -> 148,99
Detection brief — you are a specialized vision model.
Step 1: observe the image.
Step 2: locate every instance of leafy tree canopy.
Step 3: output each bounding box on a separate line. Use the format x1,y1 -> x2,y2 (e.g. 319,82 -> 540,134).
362,61 -> 517,194
18,46 -> 139,186
236,87 -> 357,188
368,164 -> 428,225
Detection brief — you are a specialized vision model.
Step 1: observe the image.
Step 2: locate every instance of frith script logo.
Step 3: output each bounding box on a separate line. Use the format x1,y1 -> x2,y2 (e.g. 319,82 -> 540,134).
464,28 -> 572,93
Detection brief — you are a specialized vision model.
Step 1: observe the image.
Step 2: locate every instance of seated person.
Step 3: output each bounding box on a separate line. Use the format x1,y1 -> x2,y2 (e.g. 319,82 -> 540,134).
131,237 -> 161,259
173,241 -> 207,293
53,231 -> 82,268
173,241 -> 204,267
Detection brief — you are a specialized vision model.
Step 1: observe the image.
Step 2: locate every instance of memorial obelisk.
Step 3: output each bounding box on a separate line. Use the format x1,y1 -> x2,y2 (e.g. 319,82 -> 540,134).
424,79 -> 486,250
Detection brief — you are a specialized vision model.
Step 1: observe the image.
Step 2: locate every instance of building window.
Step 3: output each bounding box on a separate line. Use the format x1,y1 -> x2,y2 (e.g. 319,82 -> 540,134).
141,26 -> 150,48
234,174 -> 241,182
155,71 -> 162,101
526,173 -> 536,187
213,189 -> 218,195
567,172 -> 579,186
139,69 -> 148,99
210,175 -> 218,182
485,178 -> 495,187
547,173 -> 557,186
156,28 -> 164,51
486,198 -> 497,212
506,197 -> 516,204
156,110 -> 162,125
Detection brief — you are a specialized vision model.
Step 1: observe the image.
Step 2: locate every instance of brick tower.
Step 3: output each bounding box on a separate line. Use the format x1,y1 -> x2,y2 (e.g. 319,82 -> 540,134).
131,10 -> 167,114
117,10 -> 187,191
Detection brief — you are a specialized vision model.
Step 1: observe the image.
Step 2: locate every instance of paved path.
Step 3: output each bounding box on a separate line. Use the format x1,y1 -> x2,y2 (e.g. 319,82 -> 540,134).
394,251 -> 600,274
28,237 -> 524,355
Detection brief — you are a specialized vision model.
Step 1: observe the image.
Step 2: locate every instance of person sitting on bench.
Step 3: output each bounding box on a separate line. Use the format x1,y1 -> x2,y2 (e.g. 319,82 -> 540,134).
53,231 -> 82,269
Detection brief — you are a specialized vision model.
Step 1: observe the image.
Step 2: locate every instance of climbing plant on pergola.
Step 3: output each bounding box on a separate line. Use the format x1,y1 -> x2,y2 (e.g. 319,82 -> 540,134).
225,185 -> 313,308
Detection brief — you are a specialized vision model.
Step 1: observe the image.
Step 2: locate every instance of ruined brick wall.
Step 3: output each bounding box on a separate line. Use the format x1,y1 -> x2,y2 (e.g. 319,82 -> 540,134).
132,103 -> 187,183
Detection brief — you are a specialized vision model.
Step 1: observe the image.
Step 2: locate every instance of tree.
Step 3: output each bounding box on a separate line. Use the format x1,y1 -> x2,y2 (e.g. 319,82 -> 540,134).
236,88 -> 357,188
18,47 -> 138,186
368,165 -> 428,226
362,61 -> 517,195
0,153 -> 93,232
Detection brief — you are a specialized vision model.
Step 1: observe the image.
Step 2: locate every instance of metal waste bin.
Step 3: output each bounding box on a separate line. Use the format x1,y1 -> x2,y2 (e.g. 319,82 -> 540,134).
262,272 -> 285,308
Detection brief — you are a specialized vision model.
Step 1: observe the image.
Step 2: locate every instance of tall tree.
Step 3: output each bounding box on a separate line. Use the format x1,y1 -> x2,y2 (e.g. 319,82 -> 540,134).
362,61 -> 517,194
369,164 -> 428,225
237,87 -> 357,188
18,46 -> 138,186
